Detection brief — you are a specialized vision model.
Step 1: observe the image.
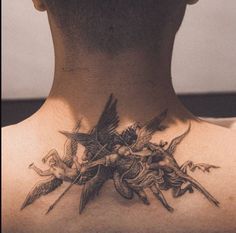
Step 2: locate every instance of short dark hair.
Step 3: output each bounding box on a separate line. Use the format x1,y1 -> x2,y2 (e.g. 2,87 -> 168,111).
44,0 -> 186,54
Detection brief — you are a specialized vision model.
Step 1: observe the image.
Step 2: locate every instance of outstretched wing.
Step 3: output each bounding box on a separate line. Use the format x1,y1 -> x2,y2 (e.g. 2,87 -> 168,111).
61,94 -> 119,161
166,122 -> 191,156
79,166 -> 110,214
60,131 -> 111,162
21,177 -> 63,210
95,94 -> 119,147
131,109 -> 167,151
62,121 -> 82,167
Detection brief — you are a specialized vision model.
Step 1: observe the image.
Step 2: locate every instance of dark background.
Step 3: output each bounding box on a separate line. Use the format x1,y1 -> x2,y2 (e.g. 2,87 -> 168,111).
2,93 -> 236,127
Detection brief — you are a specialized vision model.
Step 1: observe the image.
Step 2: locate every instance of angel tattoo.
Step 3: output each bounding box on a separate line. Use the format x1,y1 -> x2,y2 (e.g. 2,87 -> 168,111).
21,94 -> 220,214
21,122 -> 82,210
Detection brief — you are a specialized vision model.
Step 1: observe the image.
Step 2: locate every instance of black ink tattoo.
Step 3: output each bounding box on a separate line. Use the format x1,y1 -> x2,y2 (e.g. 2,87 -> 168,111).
21,94 -> 220,214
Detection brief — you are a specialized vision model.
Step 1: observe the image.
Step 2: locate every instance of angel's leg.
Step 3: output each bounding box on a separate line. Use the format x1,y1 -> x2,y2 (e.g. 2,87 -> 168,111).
42,149 -> 59,163
81,159 -> 105,171
180,160 -> 220,173
150,184 -> 174,212
51,151 -> 63,164
172,183 -> 194,198
180,160 -> 193,173
29,163 -> 53,177
133,189 -> 150,205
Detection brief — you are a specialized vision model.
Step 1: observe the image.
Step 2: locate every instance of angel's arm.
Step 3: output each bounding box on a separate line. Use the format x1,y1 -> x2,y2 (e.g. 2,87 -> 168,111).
52,152 -> 62,164
146,162 -> 161,170
73,156 -> 82,171
29,164 -> 53,177
82,158 -> 107,172
130,149 -> 151,157
81,154 -> 118,172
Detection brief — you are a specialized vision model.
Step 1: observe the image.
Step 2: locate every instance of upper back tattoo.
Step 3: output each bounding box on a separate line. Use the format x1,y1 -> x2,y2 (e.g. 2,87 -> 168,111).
21,94 -> 220,215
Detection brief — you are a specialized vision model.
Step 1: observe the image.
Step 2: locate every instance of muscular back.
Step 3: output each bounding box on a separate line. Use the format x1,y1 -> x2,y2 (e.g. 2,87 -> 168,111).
2,119 -> 236,233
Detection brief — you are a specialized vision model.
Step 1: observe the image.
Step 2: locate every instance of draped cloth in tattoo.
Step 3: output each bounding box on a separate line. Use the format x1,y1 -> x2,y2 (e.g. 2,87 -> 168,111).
21,94 -> 220,215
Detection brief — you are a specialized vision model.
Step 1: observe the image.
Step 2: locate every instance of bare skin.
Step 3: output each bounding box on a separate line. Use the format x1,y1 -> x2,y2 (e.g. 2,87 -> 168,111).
3,120 -> 236,233
2,0 -> 236,233
28,149 -> 80,180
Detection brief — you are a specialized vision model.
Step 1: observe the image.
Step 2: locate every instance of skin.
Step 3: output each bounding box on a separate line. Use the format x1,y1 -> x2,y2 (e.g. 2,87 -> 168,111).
28,154 -> 79,180
2,0 -> 236,233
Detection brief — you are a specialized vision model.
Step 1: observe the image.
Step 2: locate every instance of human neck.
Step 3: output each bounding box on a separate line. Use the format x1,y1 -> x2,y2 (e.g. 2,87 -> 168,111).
37,49 -> 193,132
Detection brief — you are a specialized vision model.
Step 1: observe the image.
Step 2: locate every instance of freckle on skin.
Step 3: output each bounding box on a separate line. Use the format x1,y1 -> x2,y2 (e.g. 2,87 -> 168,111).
228,196 -> 234,201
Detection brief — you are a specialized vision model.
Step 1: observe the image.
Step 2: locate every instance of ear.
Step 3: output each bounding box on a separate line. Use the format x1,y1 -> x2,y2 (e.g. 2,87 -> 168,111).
32,0 -> 46,12
187,0 -> 199,5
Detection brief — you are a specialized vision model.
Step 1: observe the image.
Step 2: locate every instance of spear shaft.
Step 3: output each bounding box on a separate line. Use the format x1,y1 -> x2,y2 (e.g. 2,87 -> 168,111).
45,143 -> 108,215
45,174 -> 81,215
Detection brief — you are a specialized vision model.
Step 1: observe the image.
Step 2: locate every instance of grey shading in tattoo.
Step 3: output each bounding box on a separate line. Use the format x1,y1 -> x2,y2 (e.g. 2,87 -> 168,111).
21,122 -> 82,210
21,94 -> 220,214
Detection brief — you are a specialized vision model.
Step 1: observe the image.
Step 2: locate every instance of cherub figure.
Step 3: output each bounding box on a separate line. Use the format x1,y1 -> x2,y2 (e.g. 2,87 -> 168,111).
21,122 -> 82,210
143,124 -> 220,205
28,149 -> 81,182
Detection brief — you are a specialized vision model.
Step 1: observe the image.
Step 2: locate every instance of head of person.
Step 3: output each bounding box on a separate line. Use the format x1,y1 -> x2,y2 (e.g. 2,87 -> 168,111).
120,125 -> 138,146
48,157 -> 57,167
82,150 -> 93,161
32,0 -> 199,59
114,145 -> 132,157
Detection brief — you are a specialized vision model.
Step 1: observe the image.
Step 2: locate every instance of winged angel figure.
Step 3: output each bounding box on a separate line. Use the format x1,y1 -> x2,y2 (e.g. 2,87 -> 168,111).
21,94 -> 220,214
21,121 -> 82,210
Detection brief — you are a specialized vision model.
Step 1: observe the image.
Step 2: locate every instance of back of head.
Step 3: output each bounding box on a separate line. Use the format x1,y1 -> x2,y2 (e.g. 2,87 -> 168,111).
43,0 -> 187,55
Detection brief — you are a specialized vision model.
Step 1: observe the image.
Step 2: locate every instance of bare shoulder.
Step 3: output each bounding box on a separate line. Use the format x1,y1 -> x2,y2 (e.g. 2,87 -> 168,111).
173,120 -> 236,169
2,124 -> 23,175
190,120 -> 236,150
2,122 -> 32,151
2,125 -> 24,233
2,124 -> 16,151
2,123 -> 55,233
203,117 -> 236,130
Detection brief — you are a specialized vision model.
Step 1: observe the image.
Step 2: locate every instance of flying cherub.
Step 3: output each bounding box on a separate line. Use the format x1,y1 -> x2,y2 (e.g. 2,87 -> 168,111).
144,124 -> 220,206
21,122 -> 82,210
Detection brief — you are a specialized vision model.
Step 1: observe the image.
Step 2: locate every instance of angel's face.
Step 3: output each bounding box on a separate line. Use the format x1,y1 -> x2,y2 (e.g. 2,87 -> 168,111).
126,135 -> 136,146
133,123 -> 141,133
49,158 -> 57,167
118,146 -> 131,157
82,150 -> 92,161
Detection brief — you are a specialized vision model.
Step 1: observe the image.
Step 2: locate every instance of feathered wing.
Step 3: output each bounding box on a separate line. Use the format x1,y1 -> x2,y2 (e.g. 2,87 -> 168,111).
60,132 -> 113,163
60,95 -> 120,213
62,121 -> 82,167
79,95 -> 120,212
60,94 -> 119,161
131,109 -> 168,151
94,94 -> 119,148
21,176 -> 63,210
79,166 -> 110,214
166,122 -> 191,156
